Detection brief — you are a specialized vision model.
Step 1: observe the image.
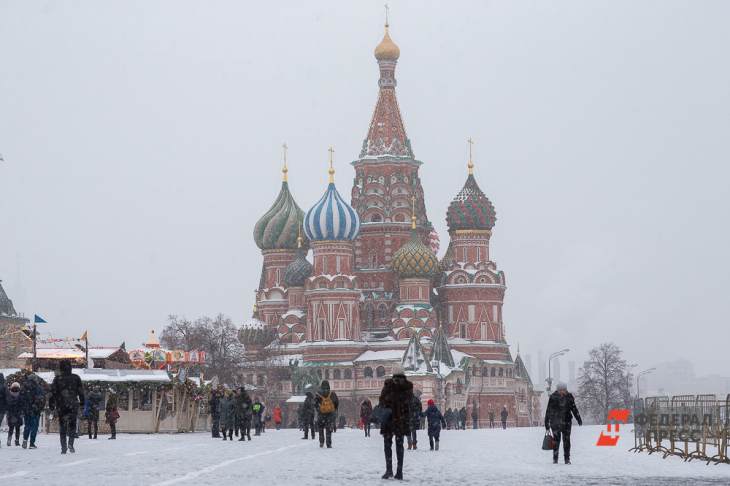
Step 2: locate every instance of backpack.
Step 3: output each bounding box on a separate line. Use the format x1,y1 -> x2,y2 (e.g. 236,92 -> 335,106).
253,403 -> 261,413
318,393 -> 335,414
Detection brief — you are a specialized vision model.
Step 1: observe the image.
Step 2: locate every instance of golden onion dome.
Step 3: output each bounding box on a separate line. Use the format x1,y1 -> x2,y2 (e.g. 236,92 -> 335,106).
392,230 -> 439,279
374,25 -> 400,61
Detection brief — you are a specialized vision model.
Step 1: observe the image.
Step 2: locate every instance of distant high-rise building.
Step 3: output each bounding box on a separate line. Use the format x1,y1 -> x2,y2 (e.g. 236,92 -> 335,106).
568,360 -> 576,385
553,358 -> 562,383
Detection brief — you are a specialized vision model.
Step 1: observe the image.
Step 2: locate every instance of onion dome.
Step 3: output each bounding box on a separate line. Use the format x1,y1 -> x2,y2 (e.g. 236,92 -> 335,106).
374,24 -> 400,61
392,209 -> 439,278
239,305 -> 276,347
303,149 -> 360,241
284,237 -> 312,287
253,159 -> 307,250
446,147 -> 497,231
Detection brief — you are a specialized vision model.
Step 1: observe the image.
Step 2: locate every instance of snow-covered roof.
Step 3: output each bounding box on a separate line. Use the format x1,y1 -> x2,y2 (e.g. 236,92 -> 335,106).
241,317 -> 266,329
18,347 -> 125,360
354,349 -> 404,362
286,395 -> 307,403
281,309 -> 305,319
0,368 -> 170,384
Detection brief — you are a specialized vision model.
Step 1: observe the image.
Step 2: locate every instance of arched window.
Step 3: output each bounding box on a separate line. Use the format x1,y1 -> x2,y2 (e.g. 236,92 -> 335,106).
482,367 -> 488,377
364,367 -> 373,378
376,366 -> 386,378
394,214 -> 405,222
257,375 -> 265,386
316,369 -> 323,378
378,305 -> 388,321
325,369 -> 330,380
471,366 -> 477,376
333,369 -> 341,380
344,369 -> 352,379
371,214 -> 382,222
498,368 -> 503,377
490,368 -> 496,377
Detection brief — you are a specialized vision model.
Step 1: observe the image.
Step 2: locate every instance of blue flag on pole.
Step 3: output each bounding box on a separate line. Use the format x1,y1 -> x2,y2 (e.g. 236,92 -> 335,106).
34,314 -> 47,324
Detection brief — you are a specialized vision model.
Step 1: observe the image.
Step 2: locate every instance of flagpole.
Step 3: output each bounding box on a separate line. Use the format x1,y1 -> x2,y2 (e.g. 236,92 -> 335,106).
32,323 -> 37,372
85,332 -> 89,369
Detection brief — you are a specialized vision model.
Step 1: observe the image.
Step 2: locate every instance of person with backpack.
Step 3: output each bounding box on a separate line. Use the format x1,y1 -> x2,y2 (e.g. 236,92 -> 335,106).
235,388 -> 253,441
500,405 -> 508,429
6,381 -> 23,447
85,387 -> 102,440
208,389 -> 222,438
422,399 -> 447,451
21,375 -> 46,449
252,397 -> 265,436
378,368 -> 414,480
105,393 -> 120,440
273,405 -> 283,430
406,390 -> 422,450
300,391 -> 316,440
545,382 -> 582,464
360,398 -> 373,437
49,360 -> 84,454
314,380 -> 338,448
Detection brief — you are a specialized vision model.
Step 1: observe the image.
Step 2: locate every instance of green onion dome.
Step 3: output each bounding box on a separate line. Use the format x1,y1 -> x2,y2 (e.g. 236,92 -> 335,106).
446,174 -> 497,232
254,180 -> 308,251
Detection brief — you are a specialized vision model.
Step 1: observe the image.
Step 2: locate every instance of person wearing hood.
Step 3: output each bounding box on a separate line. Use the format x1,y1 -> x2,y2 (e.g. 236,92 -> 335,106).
49,360 -> 84,454
300,391 -> 316,440
360,398 -> 373,437
21,375 -> 46,449
0,373 -> 6,445
407,390 -> 422,450
378,368 -> 414,480
545,382 -> 582,464
314,380 -> 338,448
235,387 -> 253,441
220,390 -> 236,441
500,405 -> 509,429
422,399 -> 447,451
208,388 -> 222,438
6,381 -> 23,447
85,387 -> 103,440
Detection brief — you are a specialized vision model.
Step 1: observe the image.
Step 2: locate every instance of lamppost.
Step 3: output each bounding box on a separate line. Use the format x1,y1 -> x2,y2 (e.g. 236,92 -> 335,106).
545,348 -> 569,393
636,368 -> 656,399
627,363 -> 638,396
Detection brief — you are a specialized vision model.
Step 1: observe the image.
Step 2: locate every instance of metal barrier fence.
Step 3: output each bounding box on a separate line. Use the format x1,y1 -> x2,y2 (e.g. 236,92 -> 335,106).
629,394 -> 730,465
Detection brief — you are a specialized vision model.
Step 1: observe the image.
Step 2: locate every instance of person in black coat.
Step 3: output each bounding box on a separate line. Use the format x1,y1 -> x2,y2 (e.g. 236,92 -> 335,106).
85,388 -> 102,440
235,388 -> 253,441
406,391 -> 422,450
360,398 -> 373,437
471,404 -> 479,429
500,406 -> 508,429
208,389 -> 221,438
314,381 -> 338,448
378,369 -> 414,480
21,376 -> 46,448
6,381 -> 23,447
0,373 -> 6,436
422,399 -> 447,450
545,382 -> 582,464
488,408 -> 495,428
300,391 -> 316,440
49,360 -> 85,454
459,407 -> 467,430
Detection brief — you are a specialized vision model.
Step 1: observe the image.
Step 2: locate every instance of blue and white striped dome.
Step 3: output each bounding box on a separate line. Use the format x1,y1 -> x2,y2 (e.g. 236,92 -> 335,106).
304,183 -> 360,241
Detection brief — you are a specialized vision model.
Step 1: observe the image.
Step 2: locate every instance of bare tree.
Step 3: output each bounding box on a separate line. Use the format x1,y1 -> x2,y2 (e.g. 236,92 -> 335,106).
577,342 -> 631,423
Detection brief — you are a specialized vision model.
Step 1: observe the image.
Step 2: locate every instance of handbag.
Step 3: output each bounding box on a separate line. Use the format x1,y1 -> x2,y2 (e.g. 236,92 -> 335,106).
542,431 -> 556,450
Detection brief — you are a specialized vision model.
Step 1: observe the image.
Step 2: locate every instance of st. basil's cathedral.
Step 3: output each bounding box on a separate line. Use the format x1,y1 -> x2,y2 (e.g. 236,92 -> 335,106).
240,22 -> 541,427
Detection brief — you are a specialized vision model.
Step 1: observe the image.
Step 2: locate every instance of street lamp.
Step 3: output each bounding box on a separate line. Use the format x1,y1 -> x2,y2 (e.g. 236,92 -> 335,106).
546,348 -> 569,393
627,363 -> 638,396
636,368 -> 656,398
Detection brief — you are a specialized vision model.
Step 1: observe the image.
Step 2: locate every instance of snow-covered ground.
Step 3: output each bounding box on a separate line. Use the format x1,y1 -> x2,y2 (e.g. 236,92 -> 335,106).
0,425 -> 728,485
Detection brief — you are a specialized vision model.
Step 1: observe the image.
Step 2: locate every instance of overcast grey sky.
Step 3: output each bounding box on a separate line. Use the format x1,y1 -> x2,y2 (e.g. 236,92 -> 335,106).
1,1 -> 728,376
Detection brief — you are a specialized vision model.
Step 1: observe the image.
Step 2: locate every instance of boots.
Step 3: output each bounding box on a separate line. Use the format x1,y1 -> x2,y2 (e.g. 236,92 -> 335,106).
382,456 -> 393,479
68,437 -> 75,453
60,434 -> 68,454
22,439 -> 28,449
435,440 -> 439,451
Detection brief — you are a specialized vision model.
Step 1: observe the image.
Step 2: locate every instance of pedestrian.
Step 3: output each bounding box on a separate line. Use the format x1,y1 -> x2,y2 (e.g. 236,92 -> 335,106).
459,407 -> 467,430
407,390 -> 422,450
422,399 -> 447,451
235,387 -> 253,441
49,359 -> 85,454
301,391 -> 316,440
220,390 -> 235,441
471,404 -> 479,429
444,408 -> 452,430
545,382 -> 582,464
360,398 -> 373,437
378,368 -> 414,480
500,405 -> 508,429
314,380 -> 338,448
488,409 -> 495,428
85,387 -> 102,440
105,393 -> 120,440
0,373 -> 6,446
6,382 -> 23,447
209,389 -> 221,438
252,397 -> 265,436
22,375 -> 46,449
273,405 -> 283,430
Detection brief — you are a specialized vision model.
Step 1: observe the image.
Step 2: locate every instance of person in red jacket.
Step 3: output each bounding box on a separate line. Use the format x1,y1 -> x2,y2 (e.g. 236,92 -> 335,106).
273,405 -> 283,430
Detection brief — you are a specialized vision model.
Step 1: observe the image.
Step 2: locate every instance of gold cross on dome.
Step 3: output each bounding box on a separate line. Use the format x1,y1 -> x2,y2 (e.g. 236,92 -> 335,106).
328,146 -> 335,183
385,4 -> 390,27
467,137 -> 475,175
282,142 -> 289,181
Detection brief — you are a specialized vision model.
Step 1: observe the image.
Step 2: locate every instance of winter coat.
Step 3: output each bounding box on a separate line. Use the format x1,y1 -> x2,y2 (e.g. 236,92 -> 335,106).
544,391 -> 582,429
5,390 -> 24,427
209,393 -> 221,419
235,392 -> 253,423
273,406 -> 282,424
500,408 -> 508,422
459,407 -> 467,425
105,396 -> 120,425
220,396 -> 236,429
21,379 -> 46,416
360,400 -> 373,421
409,395 -> 422,430
314,381 -> 339,427
85,390 -> 102,420
50,363 -> 84,416
422,404 -> 447,433
301,393 -> 315,423
471,407 -> 479,420
378,375 -> 414,436
0,374 -> 6,413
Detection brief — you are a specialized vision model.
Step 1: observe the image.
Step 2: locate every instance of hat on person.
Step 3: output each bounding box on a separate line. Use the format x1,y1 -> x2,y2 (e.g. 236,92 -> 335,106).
392,365 -> 405,377
556,382 -> 568,391
427,399 -> 435,406
10,382 -> 21,391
